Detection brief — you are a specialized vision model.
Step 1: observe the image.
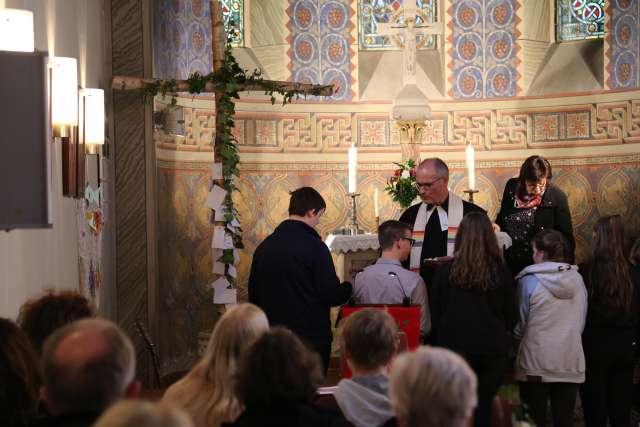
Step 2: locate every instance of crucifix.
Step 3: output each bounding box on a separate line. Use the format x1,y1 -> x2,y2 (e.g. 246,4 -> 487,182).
377,1 -> 443,85
377,1 -> 443,164
111,1 -> 333,311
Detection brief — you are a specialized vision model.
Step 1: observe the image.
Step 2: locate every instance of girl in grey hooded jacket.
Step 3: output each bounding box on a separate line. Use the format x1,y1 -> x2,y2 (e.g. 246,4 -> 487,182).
513,229 -> 587,427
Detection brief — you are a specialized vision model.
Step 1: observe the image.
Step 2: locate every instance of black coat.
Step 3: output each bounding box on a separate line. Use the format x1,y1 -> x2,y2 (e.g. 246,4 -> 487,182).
248,220 -> 352,347
495,178 -> 575,274
223,403 -> 354,427
430,261 -> 517,356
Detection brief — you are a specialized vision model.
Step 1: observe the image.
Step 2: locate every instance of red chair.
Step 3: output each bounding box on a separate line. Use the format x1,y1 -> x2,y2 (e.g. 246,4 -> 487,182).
338,304 -> 421,378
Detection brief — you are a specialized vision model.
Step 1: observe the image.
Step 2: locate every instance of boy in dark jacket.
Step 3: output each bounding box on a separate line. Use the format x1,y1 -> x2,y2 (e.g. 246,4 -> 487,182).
248,187 -> 352,371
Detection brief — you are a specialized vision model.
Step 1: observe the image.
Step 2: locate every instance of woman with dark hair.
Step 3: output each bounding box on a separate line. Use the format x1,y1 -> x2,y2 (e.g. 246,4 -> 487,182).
430,212 -> 517,427
514,229 -> 587,427
579,215 -> 640,426
0,318 -> 41,427
496,155 -> 574,275
223,327 -> 351,427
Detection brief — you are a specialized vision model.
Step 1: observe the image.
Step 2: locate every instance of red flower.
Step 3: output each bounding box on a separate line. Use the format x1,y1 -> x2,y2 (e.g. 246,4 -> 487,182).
394,168 -> 402,177
409,169 -> 416,177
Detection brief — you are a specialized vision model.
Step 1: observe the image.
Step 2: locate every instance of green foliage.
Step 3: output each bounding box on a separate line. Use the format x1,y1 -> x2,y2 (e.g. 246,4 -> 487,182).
142,39 -> 321,286
385,159 -> 419,209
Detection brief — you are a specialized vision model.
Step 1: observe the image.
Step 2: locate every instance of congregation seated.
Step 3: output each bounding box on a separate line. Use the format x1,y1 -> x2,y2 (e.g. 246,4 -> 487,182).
223,327 -> 352,427
30,318 -> 140,427
389,346 -> 478,427
162,303 -> 269,427
17,290 -> 95,356
316,309 -> 398,427
353,220 -> 430,337
94,400 -> 193,427
0,318 -> 41,427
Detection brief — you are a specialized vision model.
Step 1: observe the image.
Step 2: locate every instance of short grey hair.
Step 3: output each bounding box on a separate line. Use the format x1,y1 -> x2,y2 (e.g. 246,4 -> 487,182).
419,158 -> 449,179
94,401 -> 193,427
42,318 -> 136,413
390,346 -> 477,427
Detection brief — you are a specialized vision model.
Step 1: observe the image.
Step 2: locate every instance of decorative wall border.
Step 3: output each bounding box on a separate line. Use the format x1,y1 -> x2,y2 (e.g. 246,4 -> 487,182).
155,97 -> 640,152
606,0 -> 640,90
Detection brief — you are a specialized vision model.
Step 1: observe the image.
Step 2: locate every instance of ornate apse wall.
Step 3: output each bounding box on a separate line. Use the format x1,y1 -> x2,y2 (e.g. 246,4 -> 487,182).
152,0 -> 640,374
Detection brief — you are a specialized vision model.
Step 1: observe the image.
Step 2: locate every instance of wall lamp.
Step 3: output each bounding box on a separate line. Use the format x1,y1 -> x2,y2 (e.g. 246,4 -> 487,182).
0,8 -> 34,52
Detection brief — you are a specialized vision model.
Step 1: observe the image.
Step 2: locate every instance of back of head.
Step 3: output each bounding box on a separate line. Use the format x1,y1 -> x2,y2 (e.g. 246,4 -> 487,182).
389,346 -> 477,427
0,318 -> 41,426
419,158 -> 449,179
42,318 -> 136,415
451,212 -> 503,291
585,215 -> 633,313
342,309 -> 398,372
17,290 -> 95,355
172,304 -> 269,424
378,220 -> 412,251
532,229 -> 569,263
289,187 -> 326,216
94,400 -> 193,427
235,327 -> 323,409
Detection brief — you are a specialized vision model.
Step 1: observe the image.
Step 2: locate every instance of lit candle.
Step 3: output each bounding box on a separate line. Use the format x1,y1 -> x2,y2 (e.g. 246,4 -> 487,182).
374,188 -> 379,218
348,144 -> 357,193
465,144 -> 475,190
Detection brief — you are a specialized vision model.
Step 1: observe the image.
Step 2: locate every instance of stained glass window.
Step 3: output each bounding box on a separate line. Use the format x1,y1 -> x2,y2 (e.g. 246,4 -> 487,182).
359,0 -> 437,50
556,0 -> 606,41
220,0 -> 244,47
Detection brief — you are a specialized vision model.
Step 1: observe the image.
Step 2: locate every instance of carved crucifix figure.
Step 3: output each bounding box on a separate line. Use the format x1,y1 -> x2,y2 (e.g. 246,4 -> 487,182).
377,1 -> 443,85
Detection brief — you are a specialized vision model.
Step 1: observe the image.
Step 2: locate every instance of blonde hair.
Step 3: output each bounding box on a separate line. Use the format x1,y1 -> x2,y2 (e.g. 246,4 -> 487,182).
162,304 -> 268,427
94,400 -> 192,427
390,346 -> 477,427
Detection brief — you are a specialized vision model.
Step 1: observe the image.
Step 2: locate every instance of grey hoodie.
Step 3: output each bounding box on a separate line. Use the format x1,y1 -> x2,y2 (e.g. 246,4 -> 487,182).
513,262 -> 588,383
333,374 -> 394,427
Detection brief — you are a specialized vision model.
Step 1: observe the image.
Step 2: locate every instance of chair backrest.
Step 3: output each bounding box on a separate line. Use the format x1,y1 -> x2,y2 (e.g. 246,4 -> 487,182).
338,304 -> 420,379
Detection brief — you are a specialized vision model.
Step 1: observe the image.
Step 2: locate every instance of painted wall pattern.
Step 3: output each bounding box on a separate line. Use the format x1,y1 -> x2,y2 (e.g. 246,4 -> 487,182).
157,159 -> 640,312
154,0 -> 214,79
607,0 -> 640,89
447,0 -> 521,99
155,97 -> 640,152
287,0 -> 356,100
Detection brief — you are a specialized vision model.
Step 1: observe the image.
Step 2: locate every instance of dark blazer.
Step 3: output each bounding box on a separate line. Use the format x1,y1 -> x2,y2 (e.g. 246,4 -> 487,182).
248,220 -> 352,347
430,261 -> 517,356
496,177 -> 575,272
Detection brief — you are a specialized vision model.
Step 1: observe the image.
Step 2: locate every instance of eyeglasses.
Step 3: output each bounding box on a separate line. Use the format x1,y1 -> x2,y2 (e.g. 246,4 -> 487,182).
399,237 -> 416,246
414,177 -> 442,191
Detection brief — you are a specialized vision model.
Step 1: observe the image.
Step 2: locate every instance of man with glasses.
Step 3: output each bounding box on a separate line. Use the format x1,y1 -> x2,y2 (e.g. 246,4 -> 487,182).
248,186 -> 353,372
399,158 -> 484,301
353,220 -> 430,337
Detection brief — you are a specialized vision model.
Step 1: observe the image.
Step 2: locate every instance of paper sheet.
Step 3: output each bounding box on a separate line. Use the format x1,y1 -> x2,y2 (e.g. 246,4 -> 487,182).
213,261 -> 226,275
211,163 -> 223,180
212,226 -> 226,248
212,277 -> 237,304
206,185 -> 226,210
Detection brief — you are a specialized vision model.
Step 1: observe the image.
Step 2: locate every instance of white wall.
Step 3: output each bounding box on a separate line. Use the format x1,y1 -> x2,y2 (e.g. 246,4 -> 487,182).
0,0 -> 106,319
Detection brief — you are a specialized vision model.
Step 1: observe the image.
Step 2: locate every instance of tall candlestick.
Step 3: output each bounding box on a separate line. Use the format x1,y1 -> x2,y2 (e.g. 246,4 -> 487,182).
348,144 -> 357,193
374,188 -> 379,218
465,144 -> 475,190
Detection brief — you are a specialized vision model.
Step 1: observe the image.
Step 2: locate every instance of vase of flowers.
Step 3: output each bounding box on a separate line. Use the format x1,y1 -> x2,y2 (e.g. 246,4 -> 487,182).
385,160 -> 419,209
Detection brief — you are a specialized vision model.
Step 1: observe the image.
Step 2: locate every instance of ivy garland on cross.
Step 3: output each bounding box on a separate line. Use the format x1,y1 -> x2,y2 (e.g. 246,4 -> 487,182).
112,30 -> 333,290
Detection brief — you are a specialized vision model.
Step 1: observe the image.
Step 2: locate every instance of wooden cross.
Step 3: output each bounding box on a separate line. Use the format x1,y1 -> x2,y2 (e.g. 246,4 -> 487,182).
377,2 -> 443,85
112,1 -> 333,306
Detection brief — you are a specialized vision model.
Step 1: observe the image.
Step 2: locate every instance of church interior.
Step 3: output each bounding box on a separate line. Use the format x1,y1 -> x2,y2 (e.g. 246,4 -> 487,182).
1,0 -> 639,423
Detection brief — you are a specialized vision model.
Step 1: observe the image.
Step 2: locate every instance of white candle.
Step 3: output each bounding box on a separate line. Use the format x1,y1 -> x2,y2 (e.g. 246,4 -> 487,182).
465,144 -> 475,190
348,144 -> 357,193
374,188 -> 379,218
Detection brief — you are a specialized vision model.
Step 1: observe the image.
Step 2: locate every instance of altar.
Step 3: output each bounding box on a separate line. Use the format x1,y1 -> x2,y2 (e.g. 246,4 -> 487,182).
325,233 -> 381,282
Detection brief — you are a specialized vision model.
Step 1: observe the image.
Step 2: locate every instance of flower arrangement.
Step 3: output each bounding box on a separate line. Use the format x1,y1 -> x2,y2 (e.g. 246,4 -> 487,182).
385,159 -> 419,209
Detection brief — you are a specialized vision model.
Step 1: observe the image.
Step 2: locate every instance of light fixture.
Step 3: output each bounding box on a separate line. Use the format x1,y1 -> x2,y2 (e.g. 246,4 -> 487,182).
49,57 -> 78,138
79,89 -> 105,148
0,8 -> 35,52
